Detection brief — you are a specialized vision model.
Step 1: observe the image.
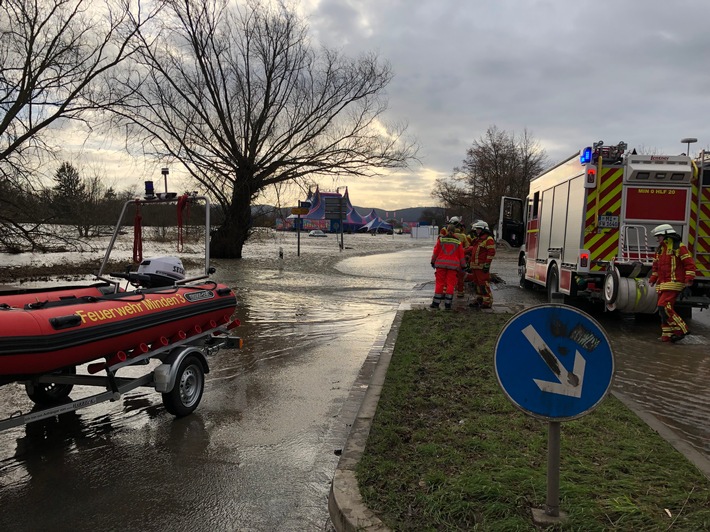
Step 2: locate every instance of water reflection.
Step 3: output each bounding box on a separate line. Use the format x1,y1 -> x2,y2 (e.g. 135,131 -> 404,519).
577,310 -> 710,456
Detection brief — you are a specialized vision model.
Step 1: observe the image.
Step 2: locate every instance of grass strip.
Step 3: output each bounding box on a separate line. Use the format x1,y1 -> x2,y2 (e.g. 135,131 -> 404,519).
357,309 -> 710,530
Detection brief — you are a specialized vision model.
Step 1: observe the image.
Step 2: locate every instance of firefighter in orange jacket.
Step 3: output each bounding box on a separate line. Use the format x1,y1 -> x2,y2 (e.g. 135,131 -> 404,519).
648,224 -> 696,343
465,221 -> 496,309
430,224 -> 466,310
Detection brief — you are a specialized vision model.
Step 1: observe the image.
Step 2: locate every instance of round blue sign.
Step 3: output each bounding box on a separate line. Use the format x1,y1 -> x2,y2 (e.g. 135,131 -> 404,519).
494,304 -> 614,421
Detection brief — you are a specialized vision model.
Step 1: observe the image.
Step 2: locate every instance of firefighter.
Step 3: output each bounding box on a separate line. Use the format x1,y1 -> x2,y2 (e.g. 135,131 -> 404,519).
448,217 -> 469,298
466,220 -> 496,309
648,224 -> 696,343
430,224 -> 466,310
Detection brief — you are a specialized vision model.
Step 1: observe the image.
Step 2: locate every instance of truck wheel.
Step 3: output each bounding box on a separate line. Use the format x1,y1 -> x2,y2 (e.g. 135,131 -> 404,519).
162,355 -> 205,417
25,366 -> 75,405
603,269 -> 619,305
547,265 -> 561,303
519,254 -> 533,289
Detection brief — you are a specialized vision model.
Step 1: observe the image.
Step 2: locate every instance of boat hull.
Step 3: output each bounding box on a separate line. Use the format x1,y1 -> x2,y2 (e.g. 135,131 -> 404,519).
0,282 -> 237,377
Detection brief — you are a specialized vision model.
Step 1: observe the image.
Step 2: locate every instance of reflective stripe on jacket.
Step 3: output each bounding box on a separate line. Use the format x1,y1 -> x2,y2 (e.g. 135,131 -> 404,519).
432,236 -> 466,271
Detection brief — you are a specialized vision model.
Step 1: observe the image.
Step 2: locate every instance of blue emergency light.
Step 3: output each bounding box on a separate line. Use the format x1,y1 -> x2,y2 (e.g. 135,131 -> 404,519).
580,147 -> 593,164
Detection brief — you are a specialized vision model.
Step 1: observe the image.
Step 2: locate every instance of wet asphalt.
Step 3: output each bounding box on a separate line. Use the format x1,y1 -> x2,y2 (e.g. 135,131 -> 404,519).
0,246 -> 708,531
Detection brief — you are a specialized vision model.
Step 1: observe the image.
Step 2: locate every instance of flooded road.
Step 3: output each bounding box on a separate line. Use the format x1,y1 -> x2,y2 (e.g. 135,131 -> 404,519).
0,241 -> 707,530
0,240 -> 436,531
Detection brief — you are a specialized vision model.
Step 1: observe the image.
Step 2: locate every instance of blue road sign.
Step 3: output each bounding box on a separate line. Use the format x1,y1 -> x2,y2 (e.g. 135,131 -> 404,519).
330,220 -> 341,233
495,304 -> 614,421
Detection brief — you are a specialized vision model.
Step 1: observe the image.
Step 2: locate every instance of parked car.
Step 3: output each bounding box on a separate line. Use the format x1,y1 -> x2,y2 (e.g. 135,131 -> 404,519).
308,230 -> 327,237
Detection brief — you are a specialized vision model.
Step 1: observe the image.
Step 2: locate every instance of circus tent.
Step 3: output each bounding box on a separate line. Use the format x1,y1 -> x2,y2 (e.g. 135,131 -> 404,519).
362,209 -> 379,223
358,217 -> 393,233
281,186 -> 368,232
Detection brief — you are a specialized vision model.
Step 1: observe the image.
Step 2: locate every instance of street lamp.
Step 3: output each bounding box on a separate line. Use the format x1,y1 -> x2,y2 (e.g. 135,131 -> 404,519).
161,167 -> 170,194
681,137 -> 697,157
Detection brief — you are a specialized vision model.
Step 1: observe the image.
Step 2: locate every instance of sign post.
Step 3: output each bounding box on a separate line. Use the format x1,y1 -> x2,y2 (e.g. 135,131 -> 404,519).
494,304 -> 614,523
292,203 -> 310,257
324,197 -> 345,251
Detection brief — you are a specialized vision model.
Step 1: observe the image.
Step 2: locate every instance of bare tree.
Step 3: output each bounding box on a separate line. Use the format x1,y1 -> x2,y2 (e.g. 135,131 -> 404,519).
433,126 -> 547,229
111,0 -> 417,258
0,0 -> 161,251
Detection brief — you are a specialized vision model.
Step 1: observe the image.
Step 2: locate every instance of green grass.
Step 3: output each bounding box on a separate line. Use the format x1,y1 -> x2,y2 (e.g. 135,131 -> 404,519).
356,310 -> 710,531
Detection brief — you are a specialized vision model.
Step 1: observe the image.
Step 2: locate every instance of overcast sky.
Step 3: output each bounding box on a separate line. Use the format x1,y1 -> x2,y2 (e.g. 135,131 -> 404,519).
298,0 -> 710,210
72,0 -> 710,211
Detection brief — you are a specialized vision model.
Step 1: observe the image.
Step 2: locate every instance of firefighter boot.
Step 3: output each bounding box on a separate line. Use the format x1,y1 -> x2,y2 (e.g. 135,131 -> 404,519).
670,331 -> 689,343
430,293 -> 443,309
444,294 -> 454,310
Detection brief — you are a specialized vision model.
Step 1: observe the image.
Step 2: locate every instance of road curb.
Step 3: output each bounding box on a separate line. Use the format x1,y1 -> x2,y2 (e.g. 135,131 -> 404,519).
612,390 -> 710,481
328,308 -> 405,531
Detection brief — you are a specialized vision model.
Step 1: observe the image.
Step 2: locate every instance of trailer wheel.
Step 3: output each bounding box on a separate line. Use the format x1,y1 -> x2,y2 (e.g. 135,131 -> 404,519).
547,265 -> 561,303
25,366 -> 76,405
162,355 -> 205,417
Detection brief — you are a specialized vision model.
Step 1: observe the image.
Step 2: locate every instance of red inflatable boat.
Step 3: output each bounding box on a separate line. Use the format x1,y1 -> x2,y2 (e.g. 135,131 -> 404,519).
0,191 -> 242,425
0,280 -> 237,378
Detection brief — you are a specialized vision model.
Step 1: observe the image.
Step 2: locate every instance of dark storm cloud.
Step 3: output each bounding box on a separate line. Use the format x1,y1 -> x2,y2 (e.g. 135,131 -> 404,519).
307,0 -> 710,172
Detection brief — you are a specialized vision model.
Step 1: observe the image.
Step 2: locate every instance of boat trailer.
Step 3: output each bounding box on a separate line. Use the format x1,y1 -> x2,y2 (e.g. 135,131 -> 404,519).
0,322 -> 242,432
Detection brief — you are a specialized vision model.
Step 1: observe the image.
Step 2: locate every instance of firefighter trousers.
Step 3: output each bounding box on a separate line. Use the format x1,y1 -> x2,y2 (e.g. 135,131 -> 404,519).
433,268 -> 458,308
465,269 -> 492,308
434,268 -> 458,295
657,290 -> 688,340
456,269 -> 465,297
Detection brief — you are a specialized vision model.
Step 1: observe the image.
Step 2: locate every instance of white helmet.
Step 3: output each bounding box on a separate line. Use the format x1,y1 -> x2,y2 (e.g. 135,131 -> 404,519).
448,216 -> 461,225
652,224 -> 677,237
472,220 -> 489,231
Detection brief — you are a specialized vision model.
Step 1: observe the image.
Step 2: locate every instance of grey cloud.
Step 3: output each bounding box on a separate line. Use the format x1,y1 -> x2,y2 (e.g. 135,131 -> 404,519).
307,0 -> 710,174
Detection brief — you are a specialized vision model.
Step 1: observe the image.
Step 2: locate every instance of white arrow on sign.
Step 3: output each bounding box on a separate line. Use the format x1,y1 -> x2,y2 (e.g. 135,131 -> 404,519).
521,324 -> 586,398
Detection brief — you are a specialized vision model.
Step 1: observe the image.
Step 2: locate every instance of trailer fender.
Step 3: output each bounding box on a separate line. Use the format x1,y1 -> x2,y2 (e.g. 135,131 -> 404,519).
154,347 -> 209,393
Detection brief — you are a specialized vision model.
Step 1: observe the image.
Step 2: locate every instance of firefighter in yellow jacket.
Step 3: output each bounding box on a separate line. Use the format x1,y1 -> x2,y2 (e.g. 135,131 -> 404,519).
430,224 -> 466,310
465,221 -> 496,308
648,224 -> 696,342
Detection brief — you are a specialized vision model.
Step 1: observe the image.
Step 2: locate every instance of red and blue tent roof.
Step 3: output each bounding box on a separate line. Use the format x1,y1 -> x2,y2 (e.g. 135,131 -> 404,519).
362,209 -> 379,223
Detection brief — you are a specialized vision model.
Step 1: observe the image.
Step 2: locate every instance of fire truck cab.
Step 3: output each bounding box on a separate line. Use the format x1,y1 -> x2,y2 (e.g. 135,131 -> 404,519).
512,141 -> 710,315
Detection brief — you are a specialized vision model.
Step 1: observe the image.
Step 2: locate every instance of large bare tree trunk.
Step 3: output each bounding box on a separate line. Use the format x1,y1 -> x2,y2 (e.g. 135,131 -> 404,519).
210,184 -> 252,259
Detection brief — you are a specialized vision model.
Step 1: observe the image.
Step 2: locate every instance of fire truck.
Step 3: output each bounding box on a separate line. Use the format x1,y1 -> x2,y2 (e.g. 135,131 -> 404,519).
510,140 -> 710,316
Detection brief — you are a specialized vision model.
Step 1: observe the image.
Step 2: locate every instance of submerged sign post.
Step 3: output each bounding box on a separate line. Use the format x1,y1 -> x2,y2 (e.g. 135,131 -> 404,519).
292,201 -> 311,257
494,304 -> 614,523
324,197 -> 345,251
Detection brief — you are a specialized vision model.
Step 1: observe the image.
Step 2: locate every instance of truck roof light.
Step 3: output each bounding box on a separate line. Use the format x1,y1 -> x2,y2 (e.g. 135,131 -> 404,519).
580,147 -> 593,164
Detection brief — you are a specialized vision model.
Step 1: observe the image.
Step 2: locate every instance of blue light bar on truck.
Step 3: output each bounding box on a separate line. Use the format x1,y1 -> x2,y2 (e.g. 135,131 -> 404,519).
580,147 -> 593,164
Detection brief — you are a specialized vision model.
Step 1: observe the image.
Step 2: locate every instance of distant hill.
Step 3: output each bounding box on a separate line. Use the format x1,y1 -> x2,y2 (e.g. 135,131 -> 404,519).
253,204 -> 447,226
352,206 -> 445,224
